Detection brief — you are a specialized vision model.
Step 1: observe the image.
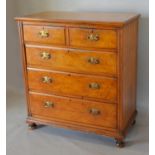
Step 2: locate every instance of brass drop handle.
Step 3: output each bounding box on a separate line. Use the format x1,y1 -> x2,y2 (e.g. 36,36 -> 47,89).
88,57 -> 100,64
41,76 -> 52,83
44,101 -> 54,108
39,29 -> 49,38
87,33 -> 99,41
89,83 -> 100,89
89,108 -> 100,115
40,52 -> 51,60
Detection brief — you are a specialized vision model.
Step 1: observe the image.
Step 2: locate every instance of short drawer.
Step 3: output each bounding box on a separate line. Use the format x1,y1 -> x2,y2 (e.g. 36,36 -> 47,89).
26,46 -> 117,76
69,28 -> 117,49
23,25 -> 65,45
28,69 -> 117,102
29,93 -> 117,128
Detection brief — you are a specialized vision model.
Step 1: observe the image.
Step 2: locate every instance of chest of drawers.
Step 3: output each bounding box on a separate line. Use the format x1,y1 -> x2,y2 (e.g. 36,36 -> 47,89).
15,12 -> 139,147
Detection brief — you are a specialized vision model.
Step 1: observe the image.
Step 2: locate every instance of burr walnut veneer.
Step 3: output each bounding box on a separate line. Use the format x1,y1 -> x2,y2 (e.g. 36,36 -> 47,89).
15,12 -> 139,147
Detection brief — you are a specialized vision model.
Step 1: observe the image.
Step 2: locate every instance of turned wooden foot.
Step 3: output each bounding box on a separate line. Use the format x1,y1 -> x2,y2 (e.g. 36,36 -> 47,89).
115,139 -> 125,148
28,122 -> 37,130
131,119 -> 136,126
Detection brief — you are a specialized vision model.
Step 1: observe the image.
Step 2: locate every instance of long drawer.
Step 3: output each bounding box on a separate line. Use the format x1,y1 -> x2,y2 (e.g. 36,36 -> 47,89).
29,93 -> 117,128
27,69 -> 117,102
26,46 -> 117,76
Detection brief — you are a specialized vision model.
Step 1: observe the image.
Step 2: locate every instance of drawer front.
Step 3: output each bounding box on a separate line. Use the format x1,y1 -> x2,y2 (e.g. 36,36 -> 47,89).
28,70 -> 117,102
26,47 -> 117,76
23,25 -> 65,45
69,28 -> 117,49
29,93 -> 117,128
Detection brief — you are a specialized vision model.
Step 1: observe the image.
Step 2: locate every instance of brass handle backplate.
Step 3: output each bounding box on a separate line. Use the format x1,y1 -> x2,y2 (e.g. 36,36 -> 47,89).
88,57 -> 100,64
89,83 -> 100,89
89,108 -> 100,115
39,30 -> 49,38
44,101 -> 54,108
40,52 -> 51,60
41,76 -> 52,83
87,34 -> 99,41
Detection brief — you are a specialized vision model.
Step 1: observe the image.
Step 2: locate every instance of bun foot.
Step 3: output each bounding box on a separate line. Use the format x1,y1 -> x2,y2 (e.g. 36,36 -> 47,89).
131,120 -> 136,126
28,123 -> 37,130
115,139 -> 125,148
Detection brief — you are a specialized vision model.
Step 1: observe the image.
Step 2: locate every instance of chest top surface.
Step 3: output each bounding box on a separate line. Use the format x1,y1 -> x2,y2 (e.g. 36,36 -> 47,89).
15,11 -> 140,27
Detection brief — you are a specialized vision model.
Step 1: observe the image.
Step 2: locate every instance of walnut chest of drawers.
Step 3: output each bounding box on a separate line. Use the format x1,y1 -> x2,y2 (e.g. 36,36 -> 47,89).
15,12 -> 140,147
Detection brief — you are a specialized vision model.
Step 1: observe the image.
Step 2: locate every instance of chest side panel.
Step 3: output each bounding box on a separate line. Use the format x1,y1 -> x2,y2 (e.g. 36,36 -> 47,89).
118,19 -> 138,130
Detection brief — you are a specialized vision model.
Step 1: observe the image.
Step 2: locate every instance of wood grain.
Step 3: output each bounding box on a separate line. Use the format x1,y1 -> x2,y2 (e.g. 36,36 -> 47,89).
15,12 -> 140,28
27,69 -> 117,102
27,115 -> 124,139
69,28 -> 117,49
26,46 -> 117,76
118,20 -> 138,130
15,12 -> 139,144
23,24 -> 66,45
17,21 -> 33,116
29,93 -> 117,128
